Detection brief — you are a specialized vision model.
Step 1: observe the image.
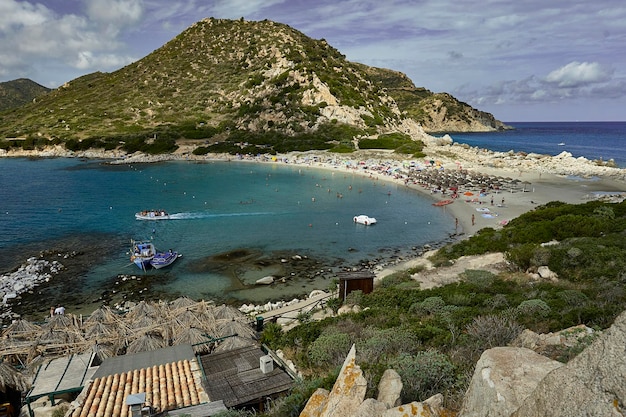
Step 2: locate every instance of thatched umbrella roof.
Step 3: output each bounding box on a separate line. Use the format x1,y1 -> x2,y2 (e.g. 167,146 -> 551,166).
2,319 -> 42,341
213,335 -> 257,353
213,304 -> 247,321
90,342 -> 118,362
215,319 -> 257,340
84,305 -> 120,324
42,314 -> 75,330
173,327 -> 213,354
83,321 -> 123,340
124,300 -> 161,321
0,361 -> 29,392
169,296 -> 197,310
126,331 -> 166,354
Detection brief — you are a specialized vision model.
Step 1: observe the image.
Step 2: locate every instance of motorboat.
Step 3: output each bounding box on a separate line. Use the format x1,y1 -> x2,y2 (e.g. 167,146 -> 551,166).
150,250 -> 181,269
131,240 -> 156,270
354,215 -> 377,225
135,210 -> 170,220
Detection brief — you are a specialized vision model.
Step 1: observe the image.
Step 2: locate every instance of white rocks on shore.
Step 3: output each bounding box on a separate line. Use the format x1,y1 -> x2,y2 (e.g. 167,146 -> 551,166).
0,257 -> 65,310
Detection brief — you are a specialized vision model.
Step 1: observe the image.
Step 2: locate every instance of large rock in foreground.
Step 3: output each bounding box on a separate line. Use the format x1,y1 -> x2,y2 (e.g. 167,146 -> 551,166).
512,310 -> 626,417
458,347 -> 563,417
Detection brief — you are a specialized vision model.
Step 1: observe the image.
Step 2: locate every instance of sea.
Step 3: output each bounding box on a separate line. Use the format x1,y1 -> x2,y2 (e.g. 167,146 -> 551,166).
0,121 -> 624,317
0,157 -> 456,316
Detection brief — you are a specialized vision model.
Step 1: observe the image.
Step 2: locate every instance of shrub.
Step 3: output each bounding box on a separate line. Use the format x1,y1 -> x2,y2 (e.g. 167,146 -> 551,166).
260,322 -> 283,350
409,296 -> 446,316
308,330 -> 352,368
389,350 -> 456,402
465,314 -> 524,349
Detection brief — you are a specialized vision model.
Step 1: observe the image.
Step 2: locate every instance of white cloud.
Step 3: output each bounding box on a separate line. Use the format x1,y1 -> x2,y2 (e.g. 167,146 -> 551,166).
545,62 -> 612,88
86,0 -> 144,26
0,0 -> 51,32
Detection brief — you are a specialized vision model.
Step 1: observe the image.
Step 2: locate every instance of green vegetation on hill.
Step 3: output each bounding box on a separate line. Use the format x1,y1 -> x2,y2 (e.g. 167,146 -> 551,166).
258,199 -> 626,416
0,18 -> 503,156
0,78 -> 50,112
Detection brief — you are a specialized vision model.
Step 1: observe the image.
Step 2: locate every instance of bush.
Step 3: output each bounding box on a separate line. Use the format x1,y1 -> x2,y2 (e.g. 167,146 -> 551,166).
465,314 -> 524,349
389,350 -> 456,402
308,330 -> 352,368
409,296 -> 446,316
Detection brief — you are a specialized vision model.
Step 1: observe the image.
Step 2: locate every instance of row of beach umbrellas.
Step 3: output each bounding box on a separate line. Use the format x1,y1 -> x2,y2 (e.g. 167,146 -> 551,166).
0,297 -> 258,373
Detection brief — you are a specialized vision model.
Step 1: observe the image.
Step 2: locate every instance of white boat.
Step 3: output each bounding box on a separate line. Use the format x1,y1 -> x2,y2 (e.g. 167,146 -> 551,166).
150,250 -> 181,269
131,240 -> 156,270
135,210 -> 170,220
558,142 -> 566,146
354,215 -> 377,225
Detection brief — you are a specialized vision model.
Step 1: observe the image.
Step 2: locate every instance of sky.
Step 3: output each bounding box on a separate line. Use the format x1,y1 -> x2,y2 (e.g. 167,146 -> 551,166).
1,0 -> 625,122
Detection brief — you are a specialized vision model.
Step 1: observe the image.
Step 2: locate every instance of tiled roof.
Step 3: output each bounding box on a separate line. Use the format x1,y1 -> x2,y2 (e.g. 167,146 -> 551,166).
71,359 -> 209,417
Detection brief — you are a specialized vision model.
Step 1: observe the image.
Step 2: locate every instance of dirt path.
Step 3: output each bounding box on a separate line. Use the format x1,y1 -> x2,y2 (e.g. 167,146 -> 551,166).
376,252 -> 508,290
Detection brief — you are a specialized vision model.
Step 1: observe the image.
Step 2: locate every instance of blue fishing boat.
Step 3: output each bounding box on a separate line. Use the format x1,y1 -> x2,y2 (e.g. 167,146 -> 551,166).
150,250 -> 181,269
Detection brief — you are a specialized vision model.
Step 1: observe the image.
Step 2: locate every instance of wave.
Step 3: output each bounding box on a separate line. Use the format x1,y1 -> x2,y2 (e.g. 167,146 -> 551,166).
167,211 -> 281,220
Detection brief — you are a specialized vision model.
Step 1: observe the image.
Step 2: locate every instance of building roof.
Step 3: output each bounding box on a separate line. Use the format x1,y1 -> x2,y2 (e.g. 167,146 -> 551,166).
93,344 -> 195,379
70,358 -> 210,417
27,351 -> 98,402
200,345 -> 295,408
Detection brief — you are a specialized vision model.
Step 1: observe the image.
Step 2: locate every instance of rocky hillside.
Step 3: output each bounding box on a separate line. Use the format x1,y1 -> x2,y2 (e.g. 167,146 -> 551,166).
361,66 -> 509,132
0,18 -> 505,150
0,78 -> 50,112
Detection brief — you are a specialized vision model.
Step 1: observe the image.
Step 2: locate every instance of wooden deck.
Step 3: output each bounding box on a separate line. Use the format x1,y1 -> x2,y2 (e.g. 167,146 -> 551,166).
256,292 -> 332,321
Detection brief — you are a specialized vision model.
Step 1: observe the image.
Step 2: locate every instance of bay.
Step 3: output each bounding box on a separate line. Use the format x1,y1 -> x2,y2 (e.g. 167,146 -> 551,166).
0,158 -> 455,315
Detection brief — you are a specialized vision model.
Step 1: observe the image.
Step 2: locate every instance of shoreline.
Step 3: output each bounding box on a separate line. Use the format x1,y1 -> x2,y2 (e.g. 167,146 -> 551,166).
1,141 -> 625,320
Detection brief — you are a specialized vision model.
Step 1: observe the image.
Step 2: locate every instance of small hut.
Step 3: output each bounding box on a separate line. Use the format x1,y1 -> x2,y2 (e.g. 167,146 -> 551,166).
336,271 -> 375,301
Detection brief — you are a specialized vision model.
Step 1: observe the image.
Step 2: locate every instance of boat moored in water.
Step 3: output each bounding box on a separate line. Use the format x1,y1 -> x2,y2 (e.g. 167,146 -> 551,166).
131,241 -> 156,270
354,215 -> 377,225
135,210 -> 170,220
150,250 -> 181,269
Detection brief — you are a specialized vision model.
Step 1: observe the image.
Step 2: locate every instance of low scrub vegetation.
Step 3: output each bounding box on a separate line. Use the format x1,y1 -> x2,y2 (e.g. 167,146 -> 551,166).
257,199 -> 626,416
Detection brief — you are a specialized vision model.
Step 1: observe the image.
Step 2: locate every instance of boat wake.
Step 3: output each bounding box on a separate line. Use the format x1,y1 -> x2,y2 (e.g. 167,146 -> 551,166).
167,211 -> 280,220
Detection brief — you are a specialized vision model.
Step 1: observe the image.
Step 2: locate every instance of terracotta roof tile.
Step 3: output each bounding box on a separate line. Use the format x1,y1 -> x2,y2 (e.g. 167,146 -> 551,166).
72,359 -> 208,417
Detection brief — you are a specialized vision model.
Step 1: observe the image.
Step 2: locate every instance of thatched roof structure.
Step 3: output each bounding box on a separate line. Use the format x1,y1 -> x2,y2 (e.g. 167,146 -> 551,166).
0,361 -> 29,392
126,331 -> 167,354
1,319 -> 42,341
169,296 -> 198,310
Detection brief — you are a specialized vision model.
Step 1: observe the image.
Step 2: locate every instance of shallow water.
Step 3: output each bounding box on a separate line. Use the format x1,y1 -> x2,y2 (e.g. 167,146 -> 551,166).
1,158 -> 455,315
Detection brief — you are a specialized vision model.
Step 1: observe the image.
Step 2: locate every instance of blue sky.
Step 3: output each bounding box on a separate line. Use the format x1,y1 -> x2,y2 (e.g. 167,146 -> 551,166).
1,0 -> 625,122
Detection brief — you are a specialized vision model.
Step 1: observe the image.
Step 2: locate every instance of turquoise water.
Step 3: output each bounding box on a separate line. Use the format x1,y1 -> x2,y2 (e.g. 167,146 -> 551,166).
0,158 -> 454,308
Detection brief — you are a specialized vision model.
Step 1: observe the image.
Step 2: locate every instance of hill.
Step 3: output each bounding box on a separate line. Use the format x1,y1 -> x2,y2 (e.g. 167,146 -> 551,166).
0,18 -> 507,154
0,78 -> 50,112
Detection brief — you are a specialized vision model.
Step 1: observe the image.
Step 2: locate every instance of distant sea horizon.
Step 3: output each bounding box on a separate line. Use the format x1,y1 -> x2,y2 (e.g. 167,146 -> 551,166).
446,121 -> 626,168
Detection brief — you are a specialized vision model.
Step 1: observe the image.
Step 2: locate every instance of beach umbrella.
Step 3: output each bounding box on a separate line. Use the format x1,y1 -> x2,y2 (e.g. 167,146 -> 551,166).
169,296 -> 197,310
216,319 -> 257,340
90,342 -> 118,361
125,300 -> 160,320
84,305 -> 120,325
173,327 -> 213,353
126,331 -> 166,354
213,335 -> 257,353
0,361 -> 29,392
2,319 -> 42,341
83,321 -> 123,340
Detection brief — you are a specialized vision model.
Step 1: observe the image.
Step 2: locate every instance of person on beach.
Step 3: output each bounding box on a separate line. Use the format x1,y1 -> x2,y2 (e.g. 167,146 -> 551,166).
471,214 -> 475,226
455,217 -> 459,231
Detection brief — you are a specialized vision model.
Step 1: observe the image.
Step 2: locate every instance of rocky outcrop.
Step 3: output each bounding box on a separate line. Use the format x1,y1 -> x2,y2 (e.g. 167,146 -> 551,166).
377,369 -> 402,408
300,345 -> 447,417
458,347 -> 564,417
512,310 -> 626,417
